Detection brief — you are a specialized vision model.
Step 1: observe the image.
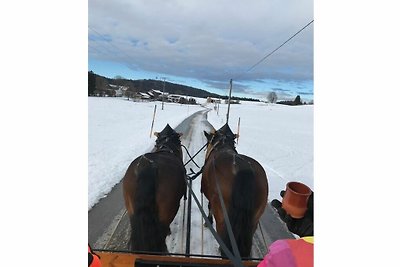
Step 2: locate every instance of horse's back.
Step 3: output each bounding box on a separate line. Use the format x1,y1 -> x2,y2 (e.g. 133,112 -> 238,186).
148,152 -> 187,223
124,151 -> 186,191
145,151 -> 186,198
123,151 -> 186,224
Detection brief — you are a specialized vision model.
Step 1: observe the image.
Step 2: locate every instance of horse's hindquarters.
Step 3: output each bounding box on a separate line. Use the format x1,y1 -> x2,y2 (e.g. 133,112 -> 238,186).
154,158 -> 186,225
123,152 -> 186,253
202,152 -> 269,257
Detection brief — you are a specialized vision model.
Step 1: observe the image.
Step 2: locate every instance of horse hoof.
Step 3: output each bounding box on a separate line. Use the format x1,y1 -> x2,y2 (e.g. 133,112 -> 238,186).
204,222 -> 213,228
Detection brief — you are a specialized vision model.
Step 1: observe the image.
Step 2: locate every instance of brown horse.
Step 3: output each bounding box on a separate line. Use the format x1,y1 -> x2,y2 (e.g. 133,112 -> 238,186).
123,124 -> 186,253
201,123 -> 268,258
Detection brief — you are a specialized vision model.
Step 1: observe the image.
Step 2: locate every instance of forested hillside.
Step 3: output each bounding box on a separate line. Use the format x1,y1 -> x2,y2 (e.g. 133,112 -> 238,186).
88,71 -> 259,102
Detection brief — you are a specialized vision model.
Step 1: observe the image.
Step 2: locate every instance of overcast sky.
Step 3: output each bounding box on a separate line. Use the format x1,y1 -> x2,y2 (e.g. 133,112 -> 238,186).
89,0 -> 313,100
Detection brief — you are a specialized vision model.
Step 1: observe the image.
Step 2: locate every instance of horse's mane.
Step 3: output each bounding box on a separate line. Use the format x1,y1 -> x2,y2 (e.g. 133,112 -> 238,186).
214,123 -> 237,150
212,133 -> 237,153
154,133 -> 181,155
154,124 -> 182,156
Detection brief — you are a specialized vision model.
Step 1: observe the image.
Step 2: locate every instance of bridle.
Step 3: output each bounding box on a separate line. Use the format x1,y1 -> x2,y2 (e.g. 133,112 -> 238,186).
154,135 -> 183,158
205,134 -> 237,161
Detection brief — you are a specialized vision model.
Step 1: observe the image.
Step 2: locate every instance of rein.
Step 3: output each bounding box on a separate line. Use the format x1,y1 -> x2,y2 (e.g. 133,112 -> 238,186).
181,142 -> 208,167
212,159 -> 242,262
183,135 -> 238,181
180,134 -> 245,265
180,150 -> 244,266
183,177 -> 245,267
181,142 -> 208,181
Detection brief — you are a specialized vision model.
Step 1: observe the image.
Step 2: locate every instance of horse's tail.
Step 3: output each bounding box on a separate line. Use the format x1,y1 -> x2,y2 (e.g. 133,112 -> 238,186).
223,162 -> 256,258
130,155 -> 167,253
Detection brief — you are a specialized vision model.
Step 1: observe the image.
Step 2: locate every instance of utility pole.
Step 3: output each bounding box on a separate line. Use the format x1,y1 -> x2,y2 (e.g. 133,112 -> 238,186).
226,79 -> 233,124
162,77 -> 166,110
156,76 -> 167,110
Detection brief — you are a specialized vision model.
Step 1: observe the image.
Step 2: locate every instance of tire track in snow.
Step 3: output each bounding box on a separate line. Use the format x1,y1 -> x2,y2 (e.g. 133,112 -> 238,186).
166,109 -> 221,255
168,109 -> 269,258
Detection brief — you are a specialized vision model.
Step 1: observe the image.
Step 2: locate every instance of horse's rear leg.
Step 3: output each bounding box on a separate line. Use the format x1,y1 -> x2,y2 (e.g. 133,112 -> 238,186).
128,215 -> 134,250
205,202 -> 213,227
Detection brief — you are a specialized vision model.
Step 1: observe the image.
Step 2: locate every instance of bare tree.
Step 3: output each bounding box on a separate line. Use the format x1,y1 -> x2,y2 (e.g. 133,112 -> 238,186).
267,91 -> 278,103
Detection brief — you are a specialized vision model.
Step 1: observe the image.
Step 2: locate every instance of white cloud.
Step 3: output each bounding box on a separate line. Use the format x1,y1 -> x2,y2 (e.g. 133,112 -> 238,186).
89,0 -> 313,93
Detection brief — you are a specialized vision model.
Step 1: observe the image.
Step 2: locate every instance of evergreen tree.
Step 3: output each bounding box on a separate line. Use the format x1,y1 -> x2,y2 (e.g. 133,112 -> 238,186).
294,95 -> 302,105
88,71 -> 96,96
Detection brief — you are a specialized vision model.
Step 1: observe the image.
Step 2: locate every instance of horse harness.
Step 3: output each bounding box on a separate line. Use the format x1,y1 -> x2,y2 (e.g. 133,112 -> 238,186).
183,133 -> 252,266
154,135 -> 183,158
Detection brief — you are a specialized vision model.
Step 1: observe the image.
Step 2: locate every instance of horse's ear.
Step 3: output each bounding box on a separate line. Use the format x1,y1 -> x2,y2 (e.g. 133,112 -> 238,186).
178,132 -> 183,138
204,131 -> 212,141
234,133 -> 239,139
154,132 -> 159,137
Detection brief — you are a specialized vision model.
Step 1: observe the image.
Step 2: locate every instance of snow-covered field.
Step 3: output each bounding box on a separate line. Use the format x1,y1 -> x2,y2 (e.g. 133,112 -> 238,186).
207,101 -> 313,203
89,96 -> 312,257
88,97 -> 205,209
89,97 -> 313,210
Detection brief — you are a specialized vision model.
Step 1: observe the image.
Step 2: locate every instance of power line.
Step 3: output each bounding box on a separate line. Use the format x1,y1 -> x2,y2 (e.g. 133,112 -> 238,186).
237,20 -> 314,79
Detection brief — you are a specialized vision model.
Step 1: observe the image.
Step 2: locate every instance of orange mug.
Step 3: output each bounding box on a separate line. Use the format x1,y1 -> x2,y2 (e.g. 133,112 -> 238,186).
281,181 -> 312,219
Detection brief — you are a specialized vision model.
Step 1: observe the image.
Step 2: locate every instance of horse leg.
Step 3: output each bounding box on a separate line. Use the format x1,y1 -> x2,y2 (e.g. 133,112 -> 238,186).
205,202 -> 213,227
161,222 -> 171,248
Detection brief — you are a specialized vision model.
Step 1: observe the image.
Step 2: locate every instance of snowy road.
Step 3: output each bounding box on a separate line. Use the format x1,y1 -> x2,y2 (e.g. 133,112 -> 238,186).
88,109 -> 294,258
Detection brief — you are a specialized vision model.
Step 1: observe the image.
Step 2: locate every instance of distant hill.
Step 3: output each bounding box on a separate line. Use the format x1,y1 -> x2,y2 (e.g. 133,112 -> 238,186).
89,71 -> 260,102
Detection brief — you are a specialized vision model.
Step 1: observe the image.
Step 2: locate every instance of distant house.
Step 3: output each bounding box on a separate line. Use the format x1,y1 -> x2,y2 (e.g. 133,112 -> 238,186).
188,97 -> 197,104
168,95 -> 183,103
147,91 -> 155,98
166,95 -> 198,105
118,86 -> 128,96
96,84 -> 127,97
207,97 -> 221,104
224,99 -> 240,104
138,92 -> 151,99
93,89 -> 106,97
93,88 -> 115,97
150,89 -> 163,96
114,88 -> 123,97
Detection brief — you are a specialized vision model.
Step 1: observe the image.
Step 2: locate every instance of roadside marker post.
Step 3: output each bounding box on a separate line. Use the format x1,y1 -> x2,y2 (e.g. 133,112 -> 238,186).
150,104 -> 157,138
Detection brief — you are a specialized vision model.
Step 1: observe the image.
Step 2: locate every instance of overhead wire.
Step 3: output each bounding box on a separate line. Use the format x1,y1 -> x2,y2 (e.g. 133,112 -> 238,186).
89,20 -> 313,96
89,26 -> 133,60
234,19 -> 314,81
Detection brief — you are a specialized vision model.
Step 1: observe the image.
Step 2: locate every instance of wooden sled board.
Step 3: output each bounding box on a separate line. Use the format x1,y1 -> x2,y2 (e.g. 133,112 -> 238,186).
95,251 -> 260,267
